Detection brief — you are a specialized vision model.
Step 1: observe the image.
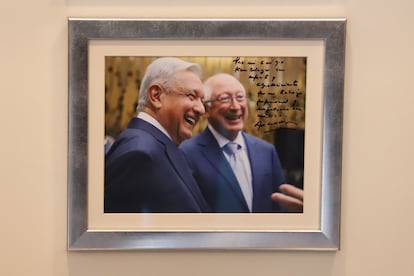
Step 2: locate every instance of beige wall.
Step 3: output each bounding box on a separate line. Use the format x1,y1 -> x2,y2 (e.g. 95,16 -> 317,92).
1,0 -> 413,275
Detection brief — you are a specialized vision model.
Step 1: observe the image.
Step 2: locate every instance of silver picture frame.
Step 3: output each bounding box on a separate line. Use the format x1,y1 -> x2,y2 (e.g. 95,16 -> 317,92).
68,18 -> 346,250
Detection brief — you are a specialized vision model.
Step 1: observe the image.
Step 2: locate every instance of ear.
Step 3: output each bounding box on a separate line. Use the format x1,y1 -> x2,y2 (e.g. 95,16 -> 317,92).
147,84 -> 163,109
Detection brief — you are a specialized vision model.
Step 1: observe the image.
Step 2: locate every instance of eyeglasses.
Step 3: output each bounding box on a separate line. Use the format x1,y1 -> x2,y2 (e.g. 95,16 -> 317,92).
205,93 -> 246,105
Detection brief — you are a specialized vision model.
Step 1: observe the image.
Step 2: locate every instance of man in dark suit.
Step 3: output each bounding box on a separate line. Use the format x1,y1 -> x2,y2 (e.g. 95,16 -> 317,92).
104,57 -> 210,213
180,73 -> 303,213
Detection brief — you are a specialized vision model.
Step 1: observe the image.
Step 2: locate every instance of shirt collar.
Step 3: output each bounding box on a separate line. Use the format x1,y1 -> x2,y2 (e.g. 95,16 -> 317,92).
207,124 -> 245,149
137,112 -> 172,141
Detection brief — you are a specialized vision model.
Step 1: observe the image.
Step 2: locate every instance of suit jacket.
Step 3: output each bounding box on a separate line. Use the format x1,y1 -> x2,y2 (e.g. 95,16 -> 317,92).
104,118 -> 210,213
180,128 -> 285,213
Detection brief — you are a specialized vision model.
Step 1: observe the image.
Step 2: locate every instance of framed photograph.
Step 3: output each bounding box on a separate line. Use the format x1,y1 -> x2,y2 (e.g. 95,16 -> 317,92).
68,18 -> 346,250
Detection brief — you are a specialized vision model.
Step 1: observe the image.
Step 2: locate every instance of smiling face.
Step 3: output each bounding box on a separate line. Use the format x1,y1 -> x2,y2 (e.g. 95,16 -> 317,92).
205,74 -> 248,141
157,70 -> 205,145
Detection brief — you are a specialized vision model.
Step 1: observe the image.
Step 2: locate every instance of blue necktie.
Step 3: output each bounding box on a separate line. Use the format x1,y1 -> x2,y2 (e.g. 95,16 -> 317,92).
223,142 -> 253,211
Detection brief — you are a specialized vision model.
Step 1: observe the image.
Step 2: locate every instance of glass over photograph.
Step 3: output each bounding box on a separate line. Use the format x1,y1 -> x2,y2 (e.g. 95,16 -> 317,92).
104,56 -> 306,214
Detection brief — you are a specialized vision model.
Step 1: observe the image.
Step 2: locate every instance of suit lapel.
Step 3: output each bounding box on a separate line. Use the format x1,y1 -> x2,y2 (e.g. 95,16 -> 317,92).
244,134 -> 267,211
199,129 -> 249,209
164,143 -> 210,211
129,118 -> 209,211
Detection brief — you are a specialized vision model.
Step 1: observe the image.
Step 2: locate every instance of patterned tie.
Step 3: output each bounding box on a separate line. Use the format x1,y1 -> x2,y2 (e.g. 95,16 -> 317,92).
223,142 -> 253,211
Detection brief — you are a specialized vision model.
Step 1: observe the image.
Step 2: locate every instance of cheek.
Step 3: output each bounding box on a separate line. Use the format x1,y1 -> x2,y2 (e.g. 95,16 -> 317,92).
240,105 -> 248,117
214,112 -> 226,122
174,102 -> 187,116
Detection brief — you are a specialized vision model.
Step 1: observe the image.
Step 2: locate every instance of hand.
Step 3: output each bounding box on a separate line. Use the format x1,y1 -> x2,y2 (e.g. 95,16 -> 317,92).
271,184 -> 303,212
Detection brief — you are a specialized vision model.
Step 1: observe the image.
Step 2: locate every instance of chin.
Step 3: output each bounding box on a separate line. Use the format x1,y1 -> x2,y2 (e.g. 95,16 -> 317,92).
227,125 -> 244,132
181,131 -> 193,140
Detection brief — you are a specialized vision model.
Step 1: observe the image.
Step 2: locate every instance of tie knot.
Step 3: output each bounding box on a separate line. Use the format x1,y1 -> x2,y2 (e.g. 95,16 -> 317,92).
224,142 -> 240,155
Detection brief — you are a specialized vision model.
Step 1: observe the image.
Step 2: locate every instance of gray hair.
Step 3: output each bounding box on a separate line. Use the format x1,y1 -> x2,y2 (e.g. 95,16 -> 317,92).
136,57 -> 202,112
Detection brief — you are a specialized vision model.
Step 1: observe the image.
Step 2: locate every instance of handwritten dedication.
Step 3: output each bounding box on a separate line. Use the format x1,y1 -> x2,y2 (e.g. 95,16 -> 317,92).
232,57 -> 306,134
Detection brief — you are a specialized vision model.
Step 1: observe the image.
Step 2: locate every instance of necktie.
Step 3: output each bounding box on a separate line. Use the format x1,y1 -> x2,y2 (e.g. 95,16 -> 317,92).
223,142 -> 253,211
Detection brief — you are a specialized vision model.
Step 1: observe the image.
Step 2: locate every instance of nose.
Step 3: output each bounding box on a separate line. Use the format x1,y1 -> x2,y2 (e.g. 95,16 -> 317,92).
193,97 -> 205,115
